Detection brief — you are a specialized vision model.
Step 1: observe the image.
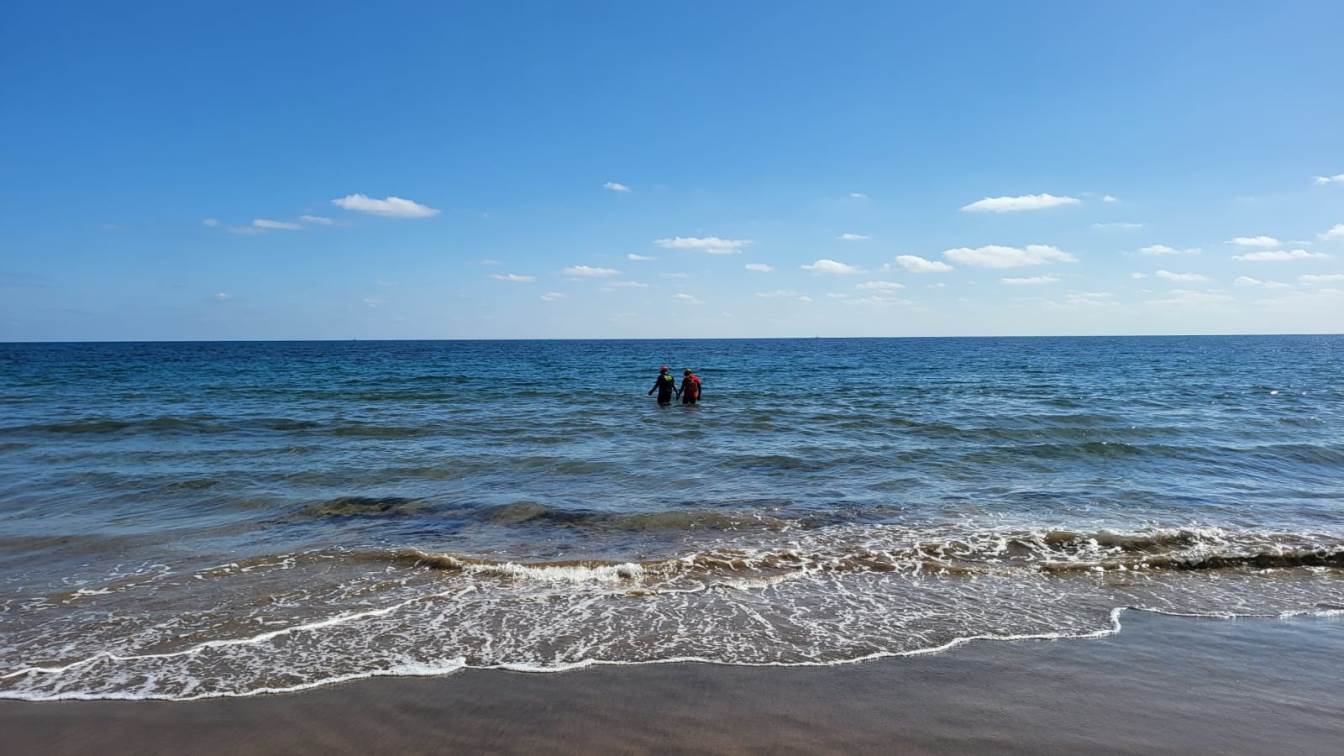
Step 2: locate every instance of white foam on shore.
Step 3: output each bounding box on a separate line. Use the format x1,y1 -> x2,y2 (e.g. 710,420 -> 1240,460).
0,658 -> 471,701
5,604 -> 1344,702
0,586 -> 477,682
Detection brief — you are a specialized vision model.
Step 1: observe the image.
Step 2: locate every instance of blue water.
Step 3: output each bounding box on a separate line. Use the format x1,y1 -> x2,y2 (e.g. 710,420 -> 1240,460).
1,336 -> 1342,699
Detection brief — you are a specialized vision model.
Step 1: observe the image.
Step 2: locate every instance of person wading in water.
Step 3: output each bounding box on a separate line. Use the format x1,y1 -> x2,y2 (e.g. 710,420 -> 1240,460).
678,368 -> 702,406
648,365 -> 677,406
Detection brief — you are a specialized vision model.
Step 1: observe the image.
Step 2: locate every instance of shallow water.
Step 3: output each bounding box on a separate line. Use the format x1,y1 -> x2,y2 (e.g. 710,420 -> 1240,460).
1,336 -> 1341,699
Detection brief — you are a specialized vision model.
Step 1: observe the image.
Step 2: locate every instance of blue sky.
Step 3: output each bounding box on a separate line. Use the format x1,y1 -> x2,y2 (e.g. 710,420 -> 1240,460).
2,1 -> 1342,340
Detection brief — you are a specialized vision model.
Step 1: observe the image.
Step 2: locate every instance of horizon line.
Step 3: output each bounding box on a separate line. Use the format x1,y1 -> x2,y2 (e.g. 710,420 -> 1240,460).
3,331 -> 1341,345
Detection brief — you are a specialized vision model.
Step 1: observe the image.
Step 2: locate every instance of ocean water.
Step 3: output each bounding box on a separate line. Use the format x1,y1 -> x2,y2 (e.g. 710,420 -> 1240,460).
1,336 -> 1341,700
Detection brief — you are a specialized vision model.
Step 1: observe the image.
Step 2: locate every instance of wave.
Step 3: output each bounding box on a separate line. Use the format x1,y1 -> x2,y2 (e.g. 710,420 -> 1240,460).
3,524 -> 1342,701
57,524 -> 1336,582
370,526 -> 1344,583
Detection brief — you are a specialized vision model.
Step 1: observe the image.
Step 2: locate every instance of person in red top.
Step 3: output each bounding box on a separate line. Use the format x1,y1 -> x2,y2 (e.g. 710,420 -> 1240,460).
678,368 -> 702,405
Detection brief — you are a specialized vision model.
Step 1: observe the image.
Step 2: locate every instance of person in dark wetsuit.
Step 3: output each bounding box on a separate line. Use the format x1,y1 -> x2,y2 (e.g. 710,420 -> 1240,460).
678,368 -> 702,405
648,365 -> 677,405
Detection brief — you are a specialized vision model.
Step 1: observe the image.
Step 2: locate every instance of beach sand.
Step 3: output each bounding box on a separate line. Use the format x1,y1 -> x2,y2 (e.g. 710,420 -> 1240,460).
3,611 -> 1341,755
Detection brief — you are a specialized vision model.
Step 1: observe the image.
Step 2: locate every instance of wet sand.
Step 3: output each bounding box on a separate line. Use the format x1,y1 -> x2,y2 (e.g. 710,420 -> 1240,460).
3,611 -> 1341,755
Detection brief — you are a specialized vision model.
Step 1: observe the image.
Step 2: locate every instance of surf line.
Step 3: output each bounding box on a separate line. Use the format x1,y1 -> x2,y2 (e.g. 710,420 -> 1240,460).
0,585 -> 479,681
467,603 -> 1344,675
5,604 -> 1343,701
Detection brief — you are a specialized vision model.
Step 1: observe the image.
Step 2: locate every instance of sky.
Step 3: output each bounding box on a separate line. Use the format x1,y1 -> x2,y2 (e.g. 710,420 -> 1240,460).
2,1 -> 1342,340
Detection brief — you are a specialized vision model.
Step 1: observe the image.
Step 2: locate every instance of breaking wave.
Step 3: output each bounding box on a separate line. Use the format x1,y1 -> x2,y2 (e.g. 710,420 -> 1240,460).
373,527 -> 1344,581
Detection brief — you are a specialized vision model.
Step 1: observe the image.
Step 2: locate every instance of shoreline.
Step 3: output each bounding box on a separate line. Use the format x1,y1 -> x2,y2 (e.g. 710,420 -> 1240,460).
4,611 -> 1341,754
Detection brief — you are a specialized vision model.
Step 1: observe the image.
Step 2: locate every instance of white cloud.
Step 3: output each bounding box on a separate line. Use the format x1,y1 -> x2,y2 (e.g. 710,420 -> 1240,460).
1102,195 -> 1118,203
213,292 -> 230,301
563,265 -> 620,278
540,292 -> 566,302
1092,222 -> 1144,230
942,244 -> 1076,268
1233,276 -> 1291,289
961,193 -> 1080,213
603,181 -> 631,193
202,218 -> 220,227
837,233 -> 870,241
837,294 -> 909,307
755,289 -> 810,301
253,218 -> 302,230
479,259 -> 501,266
606,281 -> 649,289
673,293 -> 702,304
1313,175 -> 1344,186
1139,244 -> 1201,256
362,297 -> 381,308
300,215 -> 334,225
660,272 -> 689,279
331,193 -> 440,218
1145,289 -> 1235,307
1249,286 -> 1344,314
1300,273 -> 1344,285
849,192 -> 868,200
891,254 -> 953,273
491,273 -> 535,283
801,259 -> 860,275
1131,272 -> 1147,279
1233,249 -> 1330,262
745,263 -> 774,272
1227,235 -> 1280,248
856,280 -> 905,291
1061,291 -> 1115,306
1026,291 -> 1117,311
627,253 -> 656,261
1320,224 -> 1344,241
1156,270 -> 1210,283
654,236 -> 752,254
1001,275 -> 1060,285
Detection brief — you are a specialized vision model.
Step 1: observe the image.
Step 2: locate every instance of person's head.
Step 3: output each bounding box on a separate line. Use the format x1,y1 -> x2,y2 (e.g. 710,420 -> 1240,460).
683,368 -> 693,376
660,364 -> 669,373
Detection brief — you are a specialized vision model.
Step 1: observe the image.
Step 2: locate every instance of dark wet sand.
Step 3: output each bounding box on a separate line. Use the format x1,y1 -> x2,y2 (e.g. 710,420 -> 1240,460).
3,611 -> 1341,755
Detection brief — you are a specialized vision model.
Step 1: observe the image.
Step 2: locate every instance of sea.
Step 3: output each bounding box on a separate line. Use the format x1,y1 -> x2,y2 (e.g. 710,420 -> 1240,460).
1,336 -> 1341,700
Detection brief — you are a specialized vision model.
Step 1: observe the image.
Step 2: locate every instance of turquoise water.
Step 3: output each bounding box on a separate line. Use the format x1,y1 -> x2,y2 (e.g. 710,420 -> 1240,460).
1,336 -> 1342,699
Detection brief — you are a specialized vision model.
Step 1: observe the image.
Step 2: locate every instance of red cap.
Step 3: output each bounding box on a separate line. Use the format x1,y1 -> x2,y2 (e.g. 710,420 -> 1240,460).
660,364 -> 668,370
